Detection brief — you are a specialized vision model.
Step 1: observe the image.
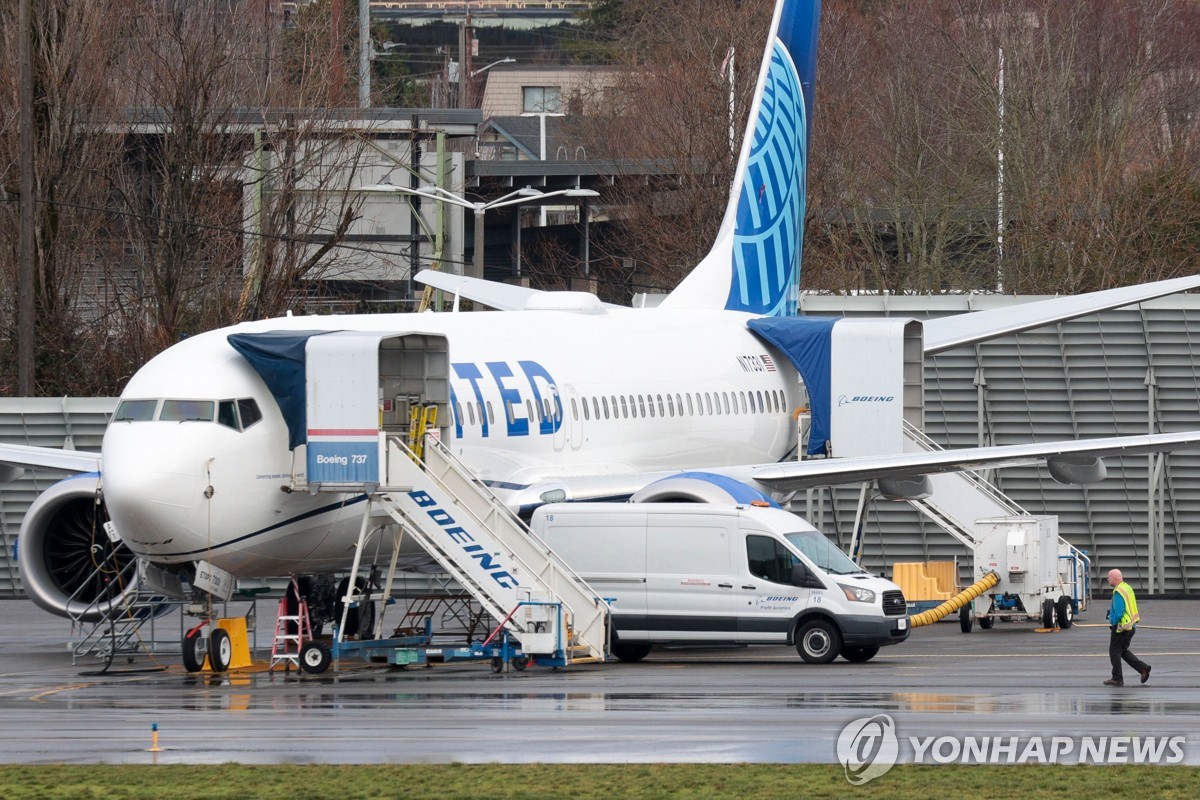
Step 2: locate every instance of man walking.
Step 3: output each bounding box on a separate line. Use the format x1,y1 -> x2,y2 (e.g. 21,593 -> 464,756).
1104,568 -> 1151,686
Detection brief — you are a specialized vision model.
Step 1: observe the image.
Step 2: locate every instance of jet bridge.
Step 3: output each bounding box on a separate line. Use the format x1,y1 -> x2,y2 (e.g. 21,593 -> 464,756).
237,329 -> 610,669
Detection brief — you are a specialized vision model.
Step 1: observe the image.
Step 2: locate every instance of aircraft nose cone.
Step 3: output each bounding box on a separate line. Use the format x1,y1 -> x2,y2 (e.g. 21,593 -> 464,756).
102,425 -> 208,560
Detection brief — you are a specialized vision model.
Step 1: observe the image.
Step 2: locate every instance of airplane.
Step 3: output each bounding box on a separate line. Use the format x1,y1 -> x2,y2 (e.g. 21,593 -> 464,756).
4,0 -> 1200,652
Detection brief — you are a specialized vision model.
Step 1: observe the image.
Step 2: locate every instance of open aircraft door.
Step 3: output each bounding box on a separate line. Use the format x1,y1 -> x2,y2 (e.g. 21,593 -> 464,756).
305,331 -> 450,490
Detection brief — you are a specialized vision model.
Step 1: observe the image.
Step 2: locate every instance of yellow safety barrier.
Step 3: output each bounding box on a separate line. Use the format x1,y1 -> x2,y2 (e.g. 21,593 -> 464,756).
909,570 -> 1000,628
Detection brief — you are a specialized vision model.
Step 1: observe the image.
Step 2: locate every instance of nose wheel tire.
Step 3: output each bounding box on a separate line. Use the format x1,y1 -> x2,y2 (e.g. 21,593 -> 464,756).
182,628 -> 207,673
795,619 -> 841,664
208,628 -> 232,672
299,641 -> 332,674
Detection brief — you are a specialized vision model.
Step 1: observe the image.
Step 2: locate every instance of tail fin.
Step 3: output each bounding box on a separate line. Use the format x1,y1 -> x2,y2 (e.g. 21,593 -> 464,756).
660,0 -> 820,317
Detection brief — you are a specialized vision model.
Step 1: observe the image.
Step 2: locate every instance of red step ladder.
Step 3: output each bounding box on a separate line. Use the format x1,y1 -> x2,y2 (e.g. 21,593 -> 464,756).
269,579 -> 313,672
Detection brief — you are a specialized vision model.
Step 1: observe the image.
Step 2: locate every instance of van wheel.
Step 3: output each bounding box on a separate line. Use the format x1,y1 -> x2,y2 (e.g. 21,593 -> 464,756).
611,641 -> 652,663
840,646 -> 878,663
795,619 -> 841,664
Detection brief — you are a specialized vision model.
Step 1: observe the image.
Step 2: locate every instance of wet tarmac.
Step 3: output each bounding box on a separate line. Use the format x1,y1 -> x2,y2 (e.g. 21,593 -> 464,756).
1,598 -> 1197,764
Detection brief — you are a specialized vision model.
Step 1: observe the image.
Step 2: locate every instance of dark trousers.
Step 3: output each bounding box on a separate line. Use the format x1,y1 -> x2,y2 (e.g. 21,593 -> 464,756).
1109,628 -> 1149,681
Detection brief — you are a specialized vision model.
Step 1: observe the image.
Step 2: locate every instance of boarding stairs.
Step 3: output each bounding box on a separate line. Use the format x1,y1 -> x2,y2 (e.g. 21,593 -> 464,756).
370,436 -> 609,665
899,423 -> 1090,571
68,555 -> 176,665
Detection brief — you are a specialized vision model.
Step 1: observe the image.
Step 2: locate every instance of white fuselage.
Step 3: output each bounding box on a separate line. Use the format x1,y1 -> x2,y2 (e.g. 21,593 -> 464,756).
101,307 -> 801,577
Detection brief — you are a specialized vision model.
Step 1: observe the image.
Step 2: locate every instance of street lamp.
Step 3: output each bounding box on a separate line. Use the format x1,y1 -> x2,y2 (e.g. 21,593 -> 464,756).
361,183 -> 598,281
471,57 -> 515,78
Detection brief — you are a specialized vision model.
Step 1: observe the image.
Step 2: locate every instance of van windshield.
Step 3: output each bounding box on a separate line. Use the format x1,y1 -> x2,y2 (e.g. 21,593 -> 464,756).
784,530 -> 864,576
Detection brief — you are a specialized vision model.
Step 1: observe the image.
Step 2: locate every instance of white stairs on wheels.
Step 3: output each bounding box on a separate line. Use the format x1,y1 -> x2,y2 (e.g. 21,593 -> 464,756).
901,424 -> 1089,566
373,436 -> 609,664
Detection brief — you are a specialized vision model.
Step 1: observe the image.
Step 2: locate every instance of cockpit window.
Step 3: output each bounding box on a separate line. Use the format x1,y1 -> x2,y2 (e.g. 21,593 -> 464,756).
217,400 -> 239,430
237,399 -> 262,429
114,399 -> 158,421
160,399 -> 215,422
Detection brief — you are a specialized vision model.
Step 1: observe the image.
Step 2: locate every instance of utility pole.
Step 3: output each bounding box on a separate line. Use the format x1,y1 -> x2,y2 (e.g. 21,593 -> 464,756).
358,0 -> 370,109
18,0 -> 36,395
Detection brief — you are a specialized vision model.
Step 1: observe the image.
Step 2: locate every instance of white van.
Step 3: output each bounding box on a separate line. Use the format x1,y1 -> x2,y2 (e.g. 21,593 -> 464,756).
531,502 -> 909,664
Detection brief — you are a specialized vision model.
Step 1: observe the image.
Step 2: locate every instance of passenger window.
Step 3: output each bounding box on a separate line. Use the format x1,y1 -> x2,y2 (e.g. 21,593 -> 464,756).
468,403 -> 476,426
486,401 -> 494,425
704,393 -> 713,415
667,394 -> 675,417
454,401 -> 464,426
756,391 -> 765,413
238,398 -> 262,428
656,394 -> 665,416
746,535 -> 799,585
114,399 -> 157,422
160,399 -> 215,422
602,396 -> 610,419
218,400 -> 239,430
570,397 -> 578,421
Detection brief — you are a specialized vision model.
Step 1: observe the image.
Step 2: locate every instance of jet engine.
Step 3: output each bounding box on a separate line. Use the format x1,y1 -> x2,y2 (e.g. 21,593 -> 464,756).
17,474 -> 141,622
630,472 -> 779,506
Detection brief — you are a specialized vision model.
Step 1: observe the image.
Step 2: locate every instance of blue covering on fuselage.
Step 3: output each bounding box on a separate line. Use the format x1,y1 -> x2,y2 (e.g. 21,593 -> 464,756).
227,330 -> 336,449
746,316 -> 834,456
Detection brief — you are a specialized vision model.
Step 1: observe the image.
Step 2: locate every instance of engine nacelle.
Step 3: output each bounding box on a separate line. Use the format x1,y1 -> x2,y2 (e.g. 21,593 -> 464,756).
630,472 -> 779,507
17,473 -> 141,622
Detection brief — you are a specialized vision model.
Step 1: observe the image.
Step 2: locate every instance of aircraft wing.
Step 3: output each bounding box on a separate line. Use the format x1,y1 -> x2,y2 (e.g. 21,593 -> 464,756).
414,270 -> 624,312
922,274 -> 1200,355
500,431 -> 1200,510
0,443 -> 100,483
736,431 -> 1200,492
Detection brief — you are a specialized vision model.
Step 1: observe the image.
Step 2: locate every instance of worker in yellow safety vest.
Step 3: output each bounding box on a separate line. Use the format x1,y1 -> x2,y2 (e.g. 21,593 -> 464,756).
1103,568 -> 1151,687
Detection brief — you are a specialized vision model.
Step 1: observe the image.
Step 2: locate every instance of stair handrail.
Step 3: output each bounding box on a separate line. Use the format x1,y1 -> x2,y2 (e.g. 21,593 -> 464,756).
389,434 -> 610,613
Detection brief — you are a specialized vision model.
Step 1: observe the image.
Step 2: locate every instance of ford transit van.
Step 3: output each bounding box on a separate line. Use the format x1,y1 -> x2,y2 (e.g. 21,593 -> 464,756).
531,502 -> 909,663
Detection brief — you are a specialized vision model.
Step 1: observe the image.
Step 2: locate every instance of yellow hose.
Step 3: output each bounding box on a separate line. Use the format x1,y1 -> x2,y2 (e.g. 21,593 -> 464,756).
908,570 -> 1000,628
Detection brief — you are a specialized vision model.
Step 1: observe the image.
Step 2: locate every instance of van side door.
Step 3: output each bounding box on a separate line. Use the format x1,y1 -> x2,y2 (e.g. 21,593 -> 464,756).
736,533 -> 809,643
643,516 -> 737,641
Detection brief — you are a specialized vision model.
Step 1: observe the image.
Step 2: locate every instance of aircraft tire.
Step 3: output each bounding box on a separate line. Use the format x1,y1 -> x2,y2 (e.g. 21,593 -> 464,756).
209,628 -> 232,672
182,628 -> 207,673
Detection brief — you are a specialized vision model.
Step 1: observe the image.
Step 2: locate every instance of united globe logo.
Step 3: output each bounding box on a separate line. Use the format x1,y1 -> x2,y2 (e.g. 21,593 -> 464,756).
836,714 -> 899,785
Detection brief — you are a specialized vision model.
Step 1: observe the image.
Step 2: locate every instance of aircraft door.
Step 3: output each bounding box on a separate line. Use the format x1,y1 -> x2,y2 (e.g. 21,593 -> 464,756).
558,385 -> 583,451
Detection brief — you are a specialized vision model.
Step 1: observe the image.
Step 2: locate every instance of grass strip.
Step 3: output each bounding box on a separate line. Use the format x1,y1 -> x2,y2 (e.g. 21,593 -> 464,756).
1,763 -> 1199,799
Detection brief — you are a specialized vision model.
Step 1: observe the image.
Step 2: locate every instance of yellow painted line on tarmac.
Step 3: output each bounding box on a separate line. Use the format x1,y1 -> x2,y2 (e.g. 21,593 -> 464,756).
29,683 -> 97,701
